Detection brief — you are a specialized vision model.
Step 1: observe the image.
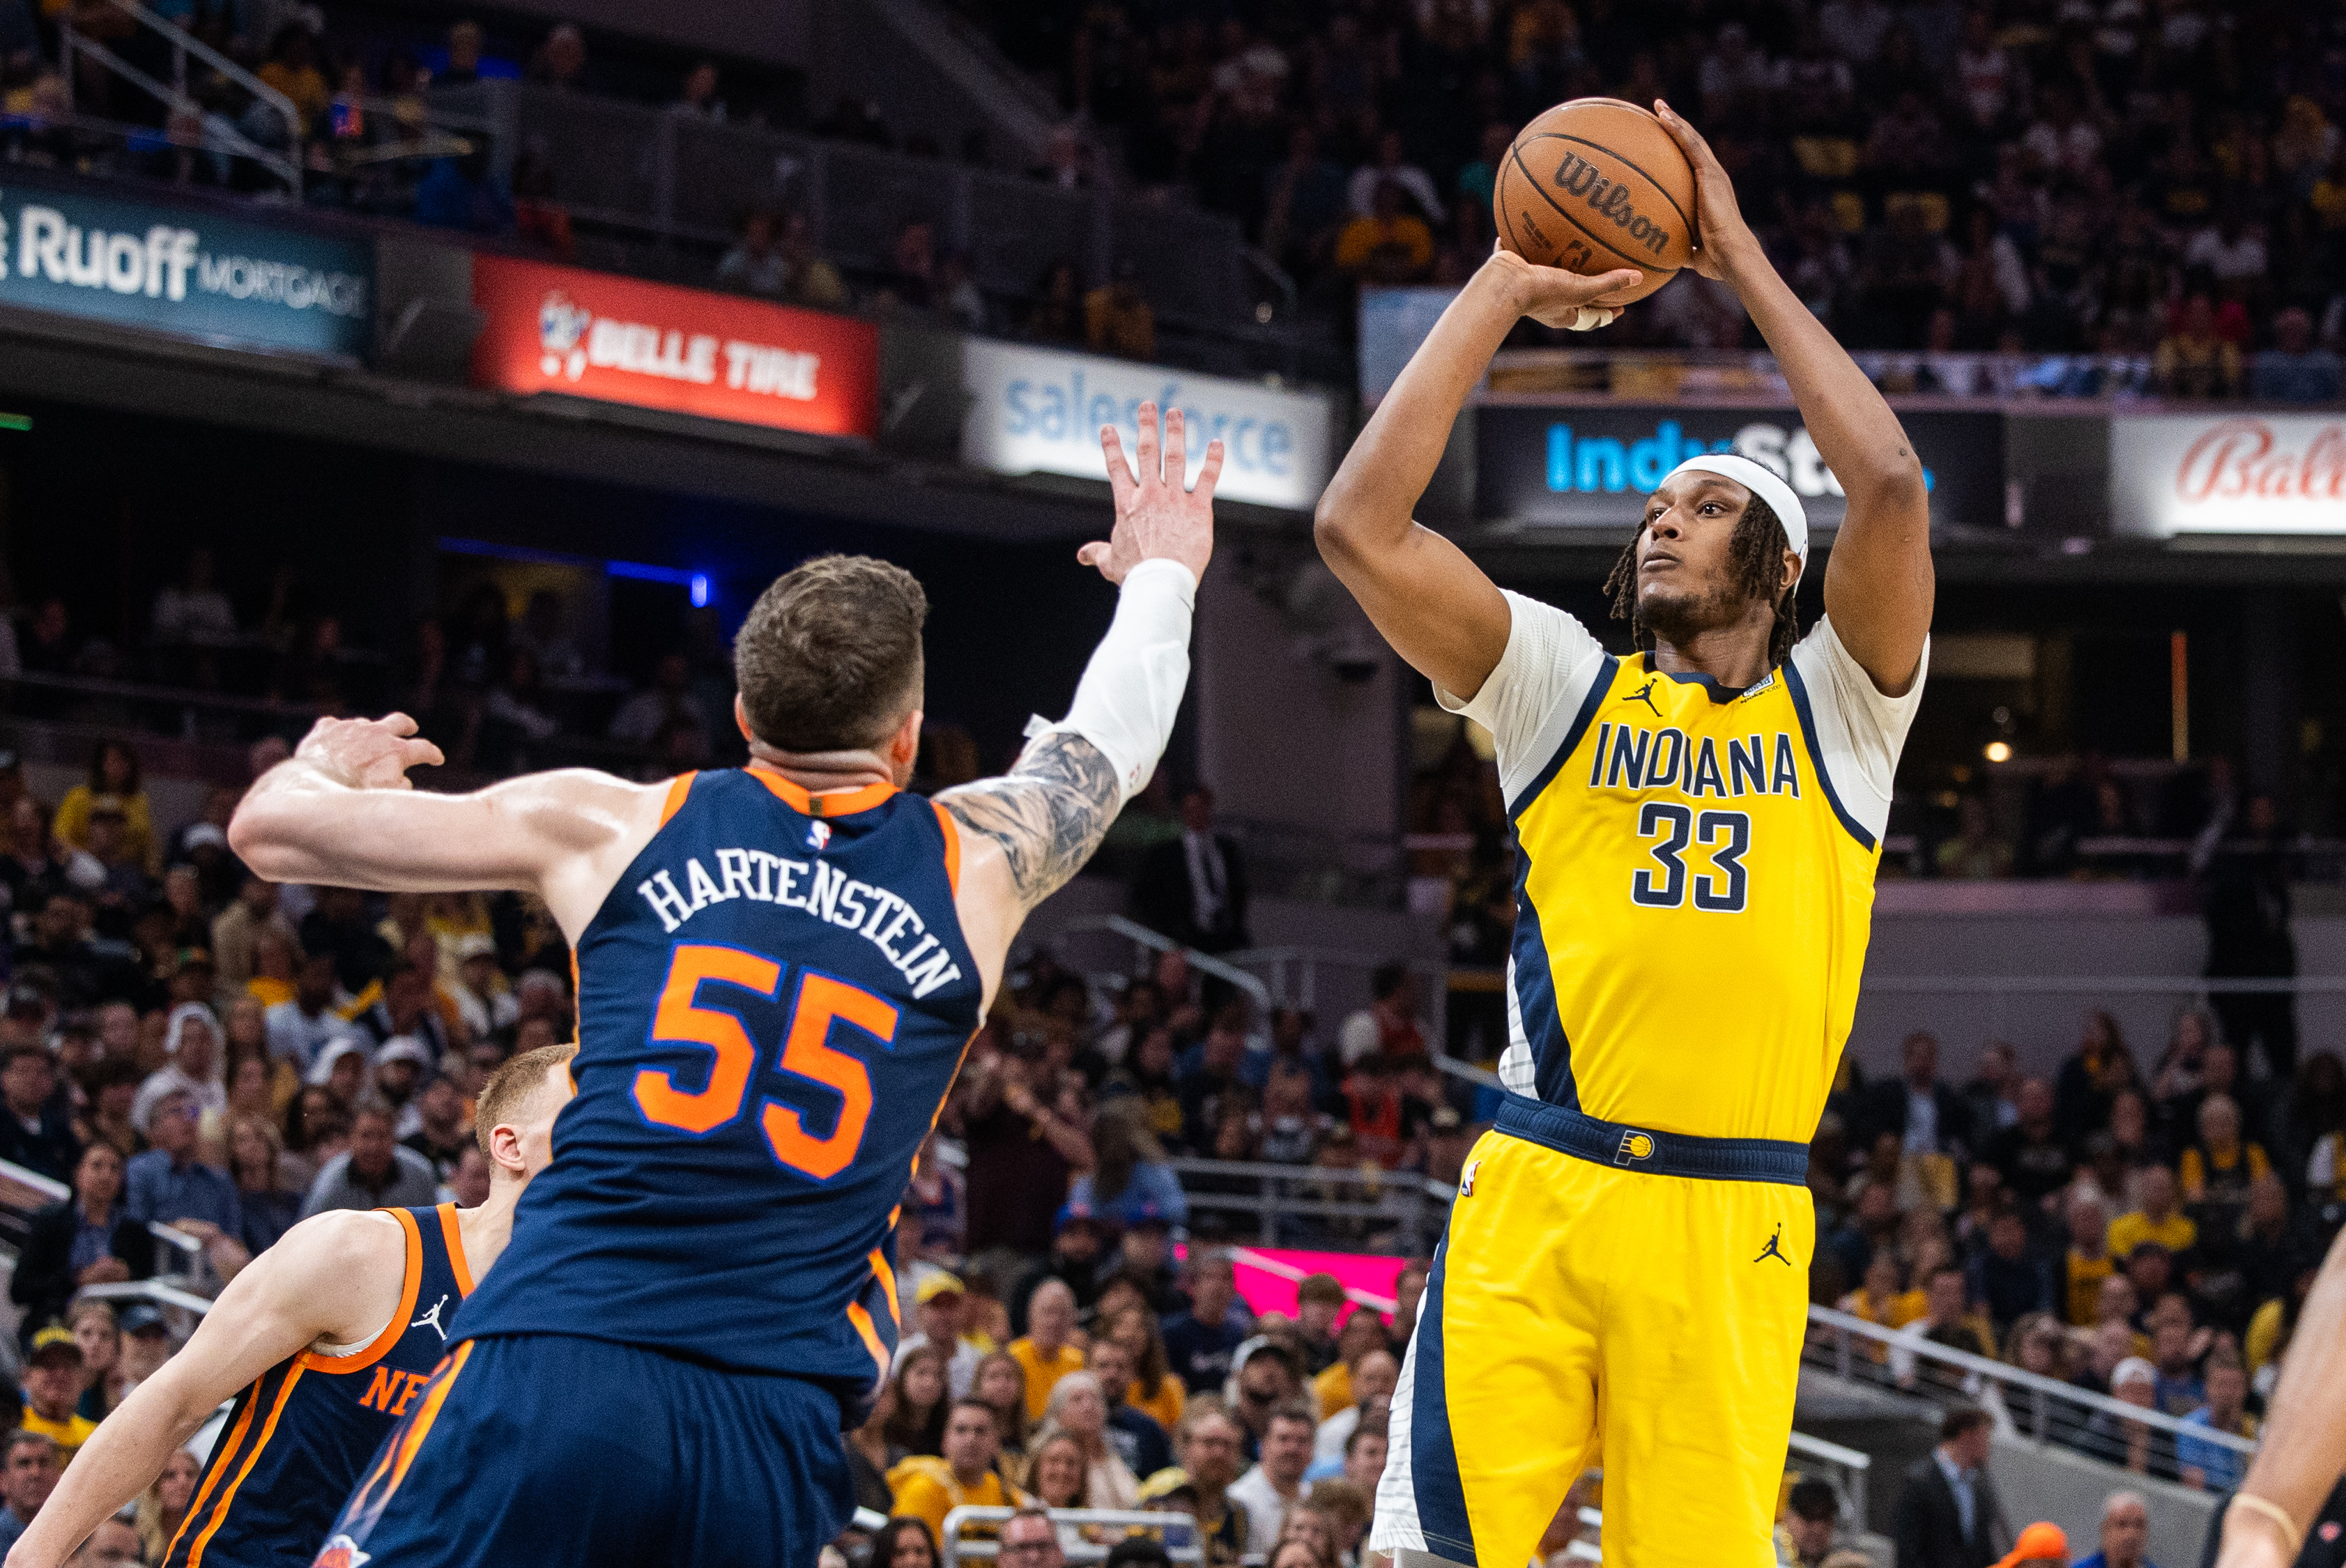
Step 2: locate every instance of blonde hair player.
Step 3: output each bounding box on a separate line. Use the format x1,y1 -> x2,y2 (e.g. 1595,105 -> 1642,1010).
1315,102 -> 1933,1568
7,1045 -> 576,1568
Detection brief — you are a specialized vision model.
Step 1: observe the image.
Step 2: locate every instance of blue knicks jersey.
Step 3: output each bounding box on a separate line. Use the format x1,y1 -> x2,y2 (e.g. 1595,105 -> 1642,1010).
456,769 -> 983,1392
164,1205 -> 472,1568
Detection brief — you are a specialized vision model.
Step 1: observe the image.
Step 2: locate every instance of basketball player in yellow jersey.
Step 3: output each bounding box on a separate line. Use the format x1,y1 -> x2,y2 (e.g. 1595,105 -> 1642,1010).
1315,104 -> 1934,1568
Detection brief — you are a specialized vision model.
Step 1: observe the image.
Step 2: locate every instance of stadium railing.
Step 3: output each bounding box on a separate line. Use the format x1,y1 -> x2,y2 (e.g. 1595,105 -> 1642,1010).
1804,1304 -> 2257,1477
56,0 -> 303,190
1162,1155 -> 1454,1256
1567,1432 -> 1871,1562
938,1506 -> 1203,1568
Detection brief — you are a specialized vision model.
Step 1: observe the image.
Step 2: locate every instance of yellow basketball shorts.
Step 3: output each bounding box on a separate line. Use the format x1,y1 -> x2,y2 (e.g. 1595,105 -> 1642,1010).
1370,1097 -> 1814,1568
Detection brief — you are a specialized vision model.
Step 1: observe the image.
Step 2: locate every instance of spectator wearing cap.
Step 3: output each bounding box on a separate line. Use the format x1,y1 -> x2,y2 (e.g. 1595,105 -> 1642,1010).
373,1036 -> 438,1128
0,1429 -> 62,1553
449,934 -> 516,1041
123,1087 -> 240,1237
2089,1358 -> 2175,1479
210,874 -> 290,1009
1163,1247 -> 1253,1394
299,1100 -> 438,1217
131,1004 -> 228,1137
898,1272 -> 987,1398
1070,1100 -> 1189,1234
13,1142 -> 153,1337
888,1398 -> 1027,1544
52,743 -> 156,877
2071,1490 -> 2156,1568
0,1043 -> 79,1183
1779,1477 -> 1845,1567
116,1303 -> 177,1393
265,953 -> 362,1076
1098,1207 -> 1178,1314
1012,1205 -> 1112,1336
1084,1333 -> 1172,1477
1892,1405 -> 2007,1568
1993,1523 -> 2068,1567
19,1323 -> 96,1460
1007,1278 -> 1084,1422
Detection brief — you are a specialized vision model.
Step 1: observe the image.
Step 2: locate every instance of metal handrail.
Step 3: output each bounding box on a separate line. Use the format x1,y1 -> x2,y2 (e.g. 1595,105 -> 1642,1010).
1788,1430 -> 1872,1523
75,1277 -> 215,1315
1806,1304 -> 2257,1455
939,1507 -> 1202,1568
1161,1155 -> 1452,1253
1864,976 -> 2346,995
0,1158 -> 203,1260
59,0 -> 305,190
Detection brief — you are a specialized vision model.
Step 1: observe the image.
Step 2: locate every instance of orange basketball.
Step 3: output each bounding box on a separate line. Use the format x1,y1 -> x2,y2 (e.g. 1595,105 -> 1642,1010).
1494,98 -> 1696,305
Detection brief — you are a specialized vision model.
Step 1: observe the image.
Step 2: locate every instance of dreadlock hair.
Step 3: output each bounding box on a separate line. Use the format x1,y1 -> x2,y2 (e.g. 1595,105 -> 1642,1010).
1601,495 -> 1802,670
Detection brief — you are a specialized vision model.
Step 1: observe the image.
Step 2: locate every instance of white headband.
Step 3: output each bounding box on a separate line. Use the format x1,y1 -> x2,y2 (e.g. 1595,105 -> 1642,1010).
1662,454 -> 1809,583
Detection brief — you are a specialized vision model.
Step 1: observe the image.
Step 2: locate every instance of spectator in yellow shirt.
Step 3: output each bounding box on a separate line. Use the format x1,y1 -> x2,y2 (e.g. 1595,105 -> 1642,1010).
1310,1309 -> 1388,1420
2176,1093 -> 2269,1206
2105,1165 -> 2195,1261
1008,1279 -> 1085,1423
1103,1304 -> 1185,1435
1333,182 -> 1434,284
2062,1190 -> 2114,1326
890,1400 -> 1030,1545
52,741 -> 158,875
20,1325 -> 99,1462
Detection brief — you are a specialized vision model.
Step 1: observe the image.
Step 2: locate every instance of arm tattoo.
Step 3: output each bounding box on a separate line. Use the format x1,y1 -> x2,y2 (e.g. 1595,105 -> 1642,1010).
939,732 -> 1121,910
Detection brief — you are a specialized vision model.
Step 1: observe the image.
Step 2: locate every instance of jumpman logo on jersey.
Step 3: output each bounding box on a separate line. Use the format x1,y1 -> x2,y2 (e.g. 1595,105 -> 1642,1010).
1622,677 -> 1662,716
411,1293 -> 452,1340
1752,1224 -> 1791,1266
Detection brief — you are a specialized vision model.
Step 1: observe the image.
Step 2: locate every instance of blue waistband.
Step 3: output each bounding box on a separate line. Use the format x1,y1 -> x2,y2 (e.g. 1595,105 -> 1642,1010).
1494,1096 -> 1809,1186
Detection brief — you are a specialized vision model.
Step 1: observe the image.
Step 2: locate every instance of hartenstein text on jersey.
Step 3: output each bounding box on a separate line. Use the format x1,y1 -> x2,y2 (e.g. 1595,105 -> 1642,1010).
636,848 -> 964,999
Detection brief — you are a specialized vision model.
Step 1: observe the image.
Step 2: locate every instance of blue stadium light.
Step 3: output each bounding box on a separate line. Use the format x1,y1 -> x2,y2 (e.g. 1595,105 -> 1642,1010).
690,574 -> 710,608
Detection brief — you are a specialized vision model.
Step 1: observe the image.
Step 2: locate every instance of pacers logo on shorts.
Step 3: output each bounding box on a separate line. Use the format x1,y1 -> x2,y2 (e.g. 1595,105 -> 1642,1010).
1613,1129 -> 1655,1167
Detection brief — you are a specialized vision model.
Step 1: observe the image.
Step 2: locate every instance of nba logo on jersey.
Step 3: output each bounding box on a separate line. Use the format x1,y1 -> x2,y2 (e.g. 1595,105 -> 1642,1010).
1614,1130 -> 1654,1166
315,1536 -> 370,1568
806,820 -> 831,852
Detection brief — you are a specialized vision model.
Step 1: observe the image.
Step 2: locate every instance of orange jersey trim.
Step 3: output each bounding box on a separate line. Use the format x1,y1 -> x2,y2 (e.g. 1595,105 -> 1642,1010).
933,800 -> 961,896
438,1204 -> 475,1297
845,1300 -> 889,1382
298,1208 -> 424,1374
868,1247 -> 903,1332
184,1365 -> 307,1568
748,768 -> 898,817
659,771 -> 698,827
167,1378 -> 263,1564
385,1340 -> 472,1499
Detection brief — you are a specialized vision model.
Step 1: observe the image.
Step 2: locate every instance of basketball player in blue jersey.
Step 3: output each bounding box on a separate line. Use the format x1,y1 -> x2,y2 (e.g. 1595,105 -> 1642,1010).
3,1045 -> 574,1568
220,403 -> 1224,1568
1317,107 -> 1933,1568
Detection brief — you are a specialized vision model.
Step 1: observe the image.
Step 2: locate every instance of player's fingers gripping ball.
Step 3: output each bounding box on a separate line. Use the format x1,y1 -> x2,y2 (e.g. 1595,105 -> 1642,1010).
1495,97 -> 1697,307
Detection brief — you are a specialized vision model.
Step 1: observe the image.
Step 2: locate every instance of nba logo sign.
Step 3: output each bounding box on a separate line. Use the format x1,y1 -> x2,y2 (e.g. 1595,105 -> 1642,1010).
806,820 -> 832,853
1613,1130 -> 1654,1167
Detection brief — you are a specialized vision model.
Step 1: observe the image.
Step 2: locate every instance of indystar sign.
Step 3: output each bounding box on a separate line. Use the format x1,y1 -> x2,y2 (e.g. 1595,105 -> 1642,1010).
0,183 -> 371,358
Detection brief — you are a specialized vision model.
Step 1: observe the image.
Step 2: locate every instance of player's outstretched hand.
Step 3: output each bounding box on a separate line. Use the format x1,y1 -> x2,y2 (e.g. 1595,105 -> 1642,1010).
293,712 -> 445,790
1484,245 -> 1643,332
1081,401 -> 1220,585
1654,100 -> 1755,282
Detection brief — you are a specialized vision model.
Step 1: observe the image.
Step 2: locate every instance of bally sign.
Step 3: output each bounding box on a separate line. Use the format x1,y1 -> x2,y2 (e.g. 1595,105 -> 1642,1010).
1476,406 -> 2004,530
2111,415 -> 2346,537
470,256 -> 877,440
0,182 -> 371,358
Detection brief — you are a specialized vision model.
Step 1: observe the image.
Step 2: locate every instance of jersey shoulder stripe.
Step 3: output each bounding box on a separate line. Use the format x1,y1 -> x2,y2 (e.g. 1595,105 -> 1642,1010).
1507,654 -> 1618,824
1781,659 -> 1876,852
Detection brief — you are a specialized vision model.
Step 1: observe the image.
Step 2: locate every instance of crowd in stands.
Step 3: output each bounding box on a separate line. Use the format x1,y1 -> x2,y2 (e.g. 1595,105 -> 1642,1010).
1811,1010 -> 2345,1492
1002,0 -> 2346,379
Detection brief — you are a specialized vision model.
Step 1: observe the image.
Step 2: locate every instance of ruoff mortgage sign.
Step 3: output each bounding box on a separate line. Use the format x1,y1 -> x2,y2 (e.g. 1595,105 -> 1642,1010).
0,183 -> 371,358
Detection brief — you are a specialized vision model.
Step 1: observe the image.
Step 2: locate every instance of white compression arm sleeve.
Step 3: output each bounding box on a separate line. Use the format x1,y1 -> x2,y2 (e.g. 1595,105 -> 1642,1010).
1025,558 -> 1197,806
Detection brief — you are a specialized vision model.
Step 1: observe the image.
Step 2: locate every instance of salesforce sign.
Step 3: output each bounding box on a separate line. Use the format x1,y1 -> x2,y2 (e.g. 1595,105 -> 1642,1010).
0,183 -> 371,360
1476,406 -> 2004,530
960,339 -> 1332,512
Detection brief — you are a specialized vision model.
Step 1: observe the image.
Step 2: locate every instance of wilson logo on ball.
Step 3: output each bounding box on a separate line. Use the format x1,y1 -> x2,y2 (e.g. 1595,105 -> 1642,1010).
1547,153 -> 1676,256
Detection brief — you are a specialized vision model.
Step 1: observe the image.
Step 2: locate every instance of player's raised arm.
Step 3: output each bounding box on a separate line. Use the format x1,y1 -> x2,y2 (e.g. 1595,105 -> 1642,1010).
228,728 -> 665,941
1656,101 -> 1933,696
941,403 -> 1216,995
1313,248 -> 1640,701
4,1211 -> 404,1568
2213,1225 -> 2346,1567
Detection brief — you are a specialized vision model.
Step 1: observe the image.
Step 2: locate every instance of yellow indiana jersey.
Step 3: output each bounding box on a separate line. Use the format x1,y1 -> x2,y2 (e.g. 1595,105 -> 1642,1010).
1440,592 -> 1928,1145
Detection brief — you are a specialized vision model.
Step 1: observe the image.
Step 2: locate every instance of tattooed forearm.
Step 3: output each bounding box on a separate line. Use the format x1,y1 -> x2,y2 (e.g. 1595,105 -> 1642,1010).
938,732 -> 1122,910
